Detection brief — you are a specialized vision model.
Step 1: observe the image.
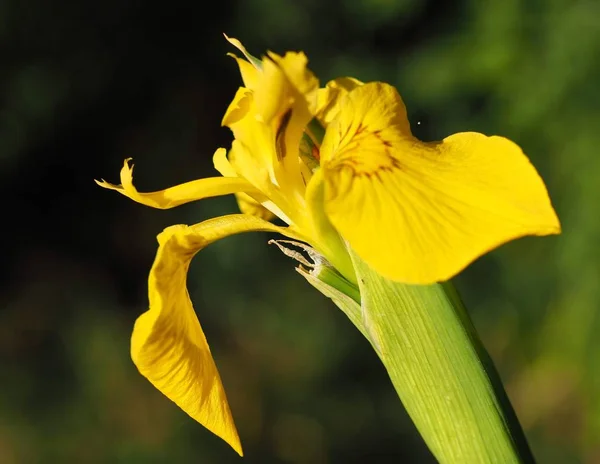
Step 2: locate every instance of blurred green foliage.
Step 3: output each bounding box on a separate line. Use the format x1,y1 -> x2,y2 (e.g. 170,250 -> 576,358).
1,0 -> 598,462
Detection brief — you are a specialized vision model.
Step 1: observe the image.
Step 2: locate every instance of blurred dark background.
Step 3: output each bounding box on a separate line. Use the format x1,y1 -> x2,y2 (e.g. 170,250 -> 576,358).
1,0 -> 598,462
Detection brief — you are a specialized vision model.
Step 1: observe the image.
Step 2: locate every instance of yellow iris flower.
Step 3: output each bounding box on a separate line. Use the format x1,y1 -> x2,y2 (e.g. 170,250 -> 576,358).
96,36 -> 560,455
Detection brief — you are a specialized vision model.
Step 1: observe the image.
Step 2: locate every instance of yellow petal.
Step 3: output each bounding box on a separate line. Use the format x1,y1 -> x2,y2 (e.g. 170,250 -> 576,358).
221,90 -> 278,188
233,192 -> 275,220
315,77 -> 363,126
266,50 -> 320,113
221,87 -> 252,128
321,82 -> 561,284
254,52 -> 319,197
223,99 -> 309,226
253,51 -> 318,124
223,34 -> 262,69
212,147 -> 238,178
254,55 -> 290,125
213,148 -> 275,220
220,44 -> 320,229
227,54 -> 259,90
133,214 -> 296,455
96,158 -> 260,209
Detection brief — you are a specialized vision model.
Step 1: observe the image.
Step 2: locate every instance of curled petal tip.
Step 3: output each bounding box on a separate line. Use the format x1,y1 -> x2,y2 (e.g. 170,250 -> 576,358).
95,178 -> 120,191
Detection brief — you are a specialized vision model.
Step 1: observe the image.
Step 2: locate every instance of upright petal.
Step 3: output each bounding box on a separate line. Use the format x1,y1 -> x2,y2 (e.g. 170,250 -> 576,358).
132,214 -> 296,455
253,51 -> 319,187
251,51 -> 318,123
224,34 -> 263,70
315,77 -> 363,126
213,147 -> 275,220
223,96 -> 312,226
221,87 -> 252,128
221,47 -> 320,229
320,82 -> 561,284
212,147 -> 238,178
227,54 -> 260,90
96,158 -> 260,209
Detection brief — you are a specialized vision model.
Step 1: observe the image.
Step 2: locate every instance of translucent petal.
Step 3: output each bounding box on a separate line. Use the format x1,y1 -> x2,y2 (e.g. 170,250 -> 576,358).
321,82 -> 561,284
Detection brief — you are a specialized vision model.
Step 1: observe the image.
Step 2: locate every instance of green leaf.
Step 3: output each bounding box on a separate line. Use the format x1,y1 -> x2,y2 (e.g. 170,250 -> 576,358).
349,250 -> 535,463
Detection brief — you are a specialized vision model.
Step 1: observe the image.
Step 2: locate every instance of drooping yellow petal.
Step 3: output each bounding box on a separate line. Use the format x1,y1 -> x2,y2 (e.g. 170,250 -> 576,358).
320,82 -> 561,284
132,214 -> 299,455
96,158 -> 260,209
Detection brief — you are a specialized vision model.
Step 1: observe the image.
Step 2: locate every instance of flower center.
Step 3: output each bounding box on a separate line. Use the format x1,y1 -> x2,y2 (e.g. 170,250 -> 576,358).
327,124 -> 401,177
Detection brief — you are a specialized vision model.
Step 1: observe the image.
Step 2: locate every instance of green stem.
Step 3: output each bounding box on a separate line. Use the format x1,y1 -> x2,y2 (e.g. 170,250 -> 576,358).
351,251 -> 535,463
441,282 -> 535,462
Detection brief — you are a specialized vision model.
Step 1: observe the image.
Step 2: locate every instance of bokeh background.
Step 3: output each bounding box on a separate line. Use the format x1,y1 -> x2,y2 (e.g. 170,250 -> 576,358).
2,0 -> 598,462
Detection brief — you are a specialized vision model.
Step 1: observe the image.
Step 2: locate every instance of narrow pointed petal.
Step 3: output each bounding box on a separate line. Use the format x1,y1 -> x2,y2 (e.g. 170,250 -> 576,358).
95,158 -> 260,209
223,34 -> 263,70
132,214 -> 296,455
321,82 -> 561,284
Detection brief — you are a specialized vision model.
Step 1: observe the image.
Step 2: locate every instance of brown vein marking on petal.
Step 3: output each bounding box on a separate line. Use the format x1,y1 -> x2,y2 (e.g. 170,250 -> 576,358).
275,108 -> 292,161
326,125 -> 402,179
